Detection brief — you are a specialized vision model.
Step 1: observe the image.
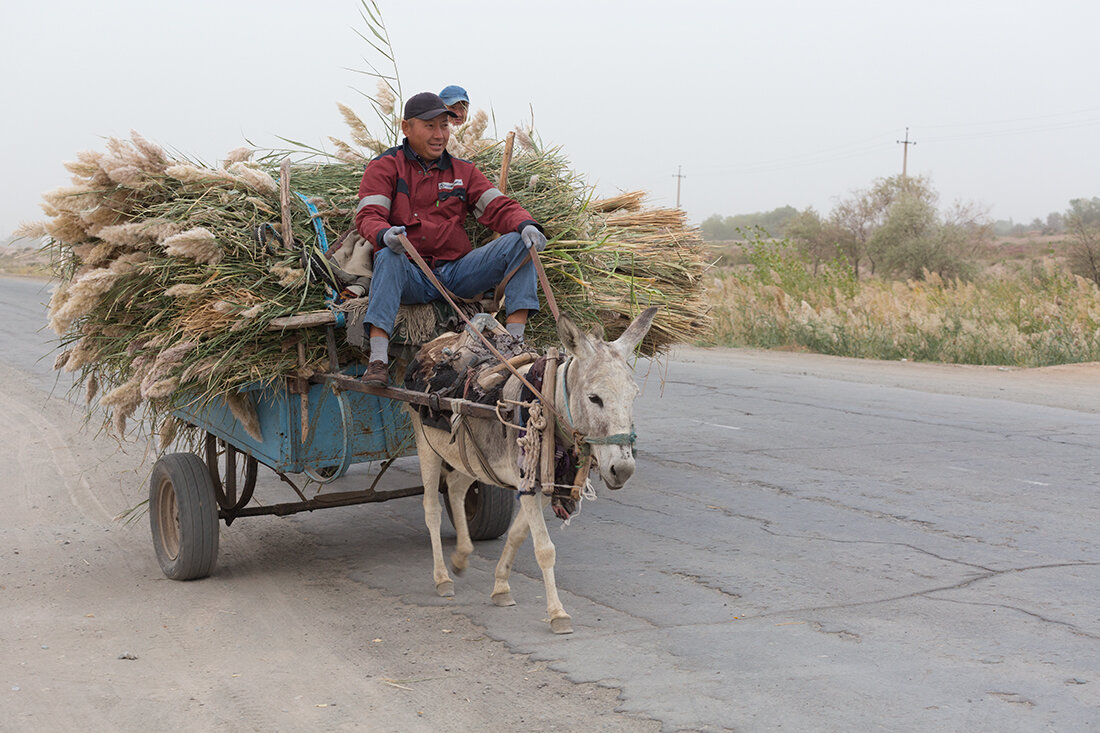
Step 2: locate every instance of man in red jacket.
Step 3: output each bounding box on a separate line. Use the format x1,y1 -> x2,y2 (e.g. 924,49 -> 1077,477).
354,91 -> 547,386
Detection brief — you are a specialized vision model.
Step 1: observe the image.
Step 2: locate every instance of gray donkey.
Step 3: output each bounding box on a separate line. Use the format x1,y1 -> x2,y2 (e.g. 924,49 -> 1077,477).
408,306 -> 657,634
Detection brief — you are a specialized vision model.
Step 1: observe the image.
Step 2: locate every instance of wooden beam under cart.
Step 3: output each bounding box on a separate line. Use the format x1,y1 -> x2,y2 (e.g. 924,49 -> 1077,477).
314,373 -> 510,422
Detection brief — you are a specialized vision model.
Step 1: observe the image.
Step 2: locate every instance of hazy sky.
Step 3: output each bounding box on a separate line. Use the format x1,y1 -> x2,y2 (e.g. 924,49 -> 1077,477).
3,0 -> 1098,238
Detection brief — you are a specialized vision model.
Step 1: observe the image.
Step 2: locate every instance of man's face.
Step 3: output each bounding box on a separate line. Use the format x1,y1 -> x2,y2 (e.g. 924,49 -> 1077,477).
401,114 -> 451,160
446,101 -> 468,126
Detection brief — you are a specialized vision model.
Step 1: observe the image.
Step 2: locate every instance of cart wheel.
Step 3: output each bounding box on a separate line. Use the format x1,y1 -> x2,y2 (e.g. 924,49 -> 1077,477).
445,480 -> 514,540
203,433 -> 258,512
150,452 -> 220,580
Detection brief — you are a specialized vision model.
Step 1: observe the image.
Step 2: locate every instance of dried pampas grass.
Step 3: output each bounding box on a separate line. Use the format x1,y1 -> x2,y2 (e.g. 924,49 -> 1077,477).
162,228 -> 222,265
227,162 -> 278,195
226,392 -> 263,442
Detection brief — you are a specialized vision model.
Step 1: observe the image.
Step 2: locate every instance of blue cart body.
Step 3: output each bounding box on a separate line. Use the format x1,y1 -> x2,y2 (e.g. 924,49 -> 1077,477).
173,374 -> 415,475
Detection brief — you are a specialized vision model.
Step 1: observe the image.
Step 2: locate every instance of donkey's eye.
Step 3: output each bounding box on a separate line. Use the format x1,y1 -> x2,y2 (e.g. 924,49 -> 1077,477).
588,394 -> 603,407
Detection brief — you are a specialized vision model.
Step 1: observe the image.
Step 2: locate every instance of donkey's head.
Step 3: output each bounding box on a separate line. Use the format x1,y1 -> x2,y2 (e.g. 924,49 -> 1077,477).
557,307 -> 658,490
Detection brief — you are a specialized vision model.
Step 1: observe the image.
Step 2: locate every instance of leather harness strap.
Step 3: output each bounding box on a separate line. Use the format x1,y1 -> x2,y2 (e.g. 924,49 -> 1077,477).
395,233 -> 564,425
454,416 -> 509,488
492,245 -> 560,321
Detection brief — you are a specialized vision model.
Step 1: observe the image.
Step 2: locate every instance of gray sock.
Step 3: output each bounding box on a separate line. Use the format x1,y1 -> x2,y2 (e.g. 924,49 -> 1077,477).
505,322 -> 525,339
369,335 -> 389,363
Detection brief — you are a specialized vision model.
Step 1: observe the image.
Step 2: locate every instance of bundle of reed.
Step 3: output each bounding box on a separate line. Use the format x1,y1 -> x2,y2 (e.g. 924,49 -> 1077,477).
24,133 -> 345,441
28,110 -> 708,441
587,191 -> 646,213
451,128 -> 711,352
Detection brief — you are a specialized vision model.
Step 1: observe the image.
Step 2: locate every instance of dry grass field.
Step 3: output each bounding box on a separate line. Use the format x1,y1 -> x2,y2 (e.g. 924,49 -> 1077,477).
0,244 -> 50,278
701,233 -> 1100,366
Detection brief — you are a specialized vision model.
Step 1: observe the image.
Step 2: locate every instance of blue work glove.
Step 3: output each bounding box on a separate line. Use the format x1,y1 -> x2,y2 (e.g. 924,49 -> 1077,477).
521,224 -> 547,252
382,225 -> 406,252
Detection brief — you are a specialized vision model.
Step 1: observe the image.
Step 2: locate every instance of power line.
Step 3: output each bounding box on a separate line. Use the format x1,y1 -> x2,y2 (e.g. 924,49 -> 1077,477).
916,105 -> 1100,131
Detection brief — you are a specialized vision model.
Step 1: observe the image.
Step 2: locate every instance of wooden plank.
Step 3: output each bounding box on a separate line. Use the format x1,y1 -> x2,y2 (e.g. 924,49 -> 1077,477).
498,131 -> 516,191
280,159 -> 293,244
315,373 -> 508,421
297,340 -> 309,442
540,348 -> 558,495
268,310 -> 337,330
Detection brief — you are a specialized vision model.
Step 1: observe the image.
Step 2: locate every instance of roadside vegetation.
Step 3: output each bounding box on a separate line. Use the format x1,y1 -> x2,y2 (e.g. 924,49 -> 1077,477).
701,180 -> 1100,366
0,240 -> 50,277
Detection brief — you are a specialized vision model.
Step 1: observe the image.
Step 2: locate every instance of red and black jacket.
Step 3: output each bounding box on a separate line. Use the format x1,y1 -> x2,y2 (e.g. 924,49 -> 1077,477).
355,140 -> 539,264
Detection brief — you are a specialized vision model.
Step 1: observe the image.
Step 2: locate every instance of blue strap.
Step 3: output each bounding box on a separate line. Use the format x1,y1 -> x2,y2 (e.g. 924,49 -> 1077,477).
294,192 -> 329,253
293,190 -> 342,310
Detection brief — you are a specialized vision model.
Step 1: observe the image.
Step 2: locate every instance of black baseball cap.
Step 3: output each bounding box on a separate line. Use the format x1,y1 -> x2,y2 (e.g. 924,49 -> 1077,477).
403,92 -> 459,121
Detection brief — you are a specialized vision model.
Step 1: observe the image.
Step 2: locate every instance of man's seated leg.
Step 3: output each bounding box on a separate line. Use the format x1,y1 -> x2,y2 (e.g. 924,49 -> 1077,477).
362,248 -> 440,386
436,233 -> 541,334
504,310 -> 528,340
362,324 -> 391,386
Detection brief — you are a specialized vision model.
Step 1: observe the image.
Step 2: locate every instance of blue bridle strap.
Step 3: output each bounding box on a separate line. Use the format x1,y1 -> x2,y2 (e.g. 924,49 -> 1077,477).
559,356 -> 637,455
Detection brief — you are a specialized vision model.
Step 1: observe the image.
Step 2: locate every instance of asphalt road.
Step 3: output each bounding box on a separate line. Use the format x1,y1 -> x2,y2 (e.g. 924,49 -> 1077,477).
4,274 -> 1098,731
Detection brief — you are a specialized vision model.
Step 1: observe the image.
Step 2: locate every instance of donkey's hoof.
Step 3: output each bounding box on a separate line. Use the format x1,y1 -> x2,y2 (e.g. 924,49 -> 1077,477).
449,552 -> 468,575
550,616 -> 574,635
491,591 -> 515,607
436,580 -> 455,597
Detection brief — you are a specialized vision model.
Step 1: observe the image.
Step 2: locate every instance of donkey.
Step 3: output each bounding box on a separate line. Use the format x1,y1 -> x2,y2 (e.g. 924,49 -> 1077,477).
407,306 -> 657,634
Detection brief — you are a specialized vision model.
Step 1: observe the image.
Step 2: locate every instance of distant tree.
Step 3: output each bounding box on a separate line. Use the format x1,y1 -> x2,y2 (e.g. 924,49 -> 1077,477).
829,196 -> 876,278
700,214 -> 736,241
1044,211 -> 1065,235
786,207 -> 850,273
1065,197 -> 1100,286
699,206 -> 800,241
827,175 -> 936,278
867,184 -> 989,281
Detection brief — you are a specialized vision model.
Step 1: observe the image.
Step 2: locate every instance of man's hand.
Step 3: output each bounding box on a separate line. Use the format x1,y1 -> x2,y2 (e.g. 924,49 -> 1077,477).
521,224 -> 547,252
382,225 -> 407,252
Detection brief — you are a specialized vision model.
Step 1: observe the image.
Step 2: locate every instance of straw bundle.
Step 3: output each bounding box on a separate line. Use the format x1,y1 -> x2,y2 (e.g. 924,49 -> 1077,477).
33,110 -> 708,440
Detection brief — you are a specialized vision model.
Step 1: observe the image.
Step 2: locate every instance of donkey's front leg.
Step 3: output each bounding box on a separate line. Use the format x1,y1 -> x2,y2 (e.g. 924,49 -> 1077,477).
519,493 -> 572,634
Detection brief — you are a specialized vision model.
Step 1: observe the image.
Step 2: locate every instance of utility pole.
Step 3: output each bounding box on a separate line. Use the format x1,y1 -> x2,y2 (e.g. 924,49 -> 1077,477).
673,165 -> 686,209
896,127 -> 916,179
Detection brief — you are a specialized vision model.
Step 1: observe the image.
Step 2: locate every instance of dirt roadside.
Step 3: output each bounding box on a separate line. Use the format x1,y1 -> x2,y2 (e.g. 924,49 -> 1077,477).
0,362 -> 659,733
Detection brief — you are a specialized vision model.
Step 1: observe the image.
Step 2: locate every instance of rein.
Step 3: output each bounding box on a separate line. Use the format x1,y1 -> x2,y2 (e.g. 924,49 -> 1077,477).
395,233 -> 555,417
395,233 -> 636,460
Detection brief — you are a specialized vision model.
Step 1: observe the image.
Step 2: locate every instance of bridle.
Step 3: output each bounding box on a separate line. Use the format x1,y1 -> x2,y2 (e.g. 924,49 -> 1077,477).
558,356 -> 638,458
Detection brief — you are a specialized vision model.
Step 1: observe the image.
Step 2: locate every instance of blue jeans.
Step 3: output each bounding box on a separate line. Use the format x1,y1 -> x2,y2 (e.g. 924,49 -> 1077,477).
364,232 -> 540,336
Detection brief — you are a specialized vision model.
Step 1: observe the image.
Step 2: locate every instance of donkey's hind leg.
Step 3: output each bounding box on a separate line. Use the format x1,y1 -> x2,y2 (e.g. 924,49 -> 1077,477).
491,497 -> 531,607
445,471 -> 476,575
414,429 -> 455,597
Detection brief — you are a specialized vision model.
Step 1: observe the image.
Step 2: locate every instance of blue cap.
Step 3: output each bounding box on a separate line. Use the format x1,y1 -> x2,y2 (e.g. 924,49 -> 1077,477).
439,85 -> 469,106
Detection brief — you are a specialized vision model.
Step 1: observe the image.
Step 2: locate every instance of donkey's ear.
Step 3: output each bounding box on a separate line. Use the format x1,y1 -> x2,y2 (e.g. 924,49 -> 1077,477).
611,306 -> 658,358
558,315 -> 595,359
588,320 -> 606,342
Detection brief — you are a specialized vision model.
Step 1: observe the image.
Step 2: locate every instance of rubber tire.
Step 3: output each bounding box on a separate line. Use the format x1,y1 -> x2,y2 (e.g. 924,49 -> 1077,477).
150,452 -> 220,580
445,481 -> 514,540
